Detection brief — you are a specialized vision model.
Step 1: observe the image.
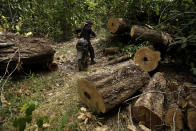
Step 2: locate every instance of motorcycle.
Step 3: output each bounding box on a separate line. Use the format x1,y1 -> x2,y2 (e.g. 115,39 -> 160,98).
76,38 -> 89,71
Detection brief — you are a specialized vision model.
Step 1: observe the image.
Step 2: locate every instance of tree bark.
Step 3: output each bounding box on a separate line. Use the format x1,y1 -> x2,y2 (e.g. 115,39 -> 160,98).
107,18 -> 129,34
187,108 -> 196,131
164,104 -> 184,131
107,54 -> 132,65
77,60 -> 150,113
0,33 -> 55,72
130,25 -> 173,46
132,72 -> 166,129
134,46 -> 161,72
103,47 -> 119,55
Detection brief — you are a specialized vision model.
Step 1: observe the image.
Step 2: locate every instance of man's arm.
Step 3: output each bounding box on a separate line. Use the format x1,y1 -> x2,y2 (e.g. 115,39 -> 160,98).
90,29 -> 96,37
75,28 -> 82,34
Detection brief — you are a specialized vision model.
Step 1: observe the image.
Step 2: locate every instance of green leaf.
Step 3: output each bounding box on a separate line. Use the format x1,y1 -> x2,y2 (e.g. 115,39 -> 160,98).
25,101 -> 38,116
13,117 -> 27,131
155,4 -> 159,16
36,116 -> 49,128
25,115 -> 32,123
15,25 -> 20,32
61,113 -> 69,128
21,101 -> 38,116
192,68 -> 196,75
181,43 -> 187,48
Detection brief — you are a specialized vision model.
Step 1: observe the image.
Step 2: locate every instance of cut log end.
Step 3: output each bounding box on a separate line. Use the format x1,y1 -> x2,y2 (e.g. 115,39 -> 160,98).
130,25 -> 136,37
165,105 -> 184,130
77,79 -> 105,113
187,108 -> 196,131
48,62 -> 58,71
134,47 -> 161,72
107,18 -> 127,34
133,106 -> 162,128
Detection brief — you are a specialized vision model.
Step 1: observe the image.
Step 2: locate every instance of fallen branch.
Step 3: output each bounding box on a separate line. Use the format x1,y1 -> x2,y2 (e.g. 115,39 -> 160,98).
107,54 -> 132,65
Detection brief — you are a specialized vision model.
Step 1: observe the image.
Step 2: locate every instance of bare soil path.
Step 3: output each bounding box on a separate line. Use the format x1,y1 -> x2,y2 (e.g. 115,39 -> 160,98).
1,36 -> 195,131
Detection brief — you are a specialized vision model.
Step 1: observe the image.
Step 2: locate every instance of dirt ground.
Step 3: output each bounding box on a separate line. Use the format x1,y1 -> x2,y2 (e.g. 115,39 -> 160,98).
0,36 -> 195,131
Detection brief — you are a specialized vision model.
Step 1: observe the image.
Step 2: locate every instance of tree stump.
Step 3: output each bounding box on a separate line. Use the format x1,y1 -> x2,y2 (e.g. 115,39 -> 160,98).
134,46 -> 161,72
130,25 -> 173,46
77,61 -> 150,113
107,18 -> 129,34
132,72 -> 166,129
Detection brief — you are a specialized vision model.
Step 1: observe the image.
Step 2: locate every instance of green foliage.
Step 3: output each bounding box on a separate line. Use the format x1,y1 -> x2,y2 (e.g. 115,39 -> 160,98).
121,41 -> 150,54
13,101 -> 38,131
13,101 -> 49,130
36,116 -> 49,128
0,0 -> 107,41
61,113 -> 69,128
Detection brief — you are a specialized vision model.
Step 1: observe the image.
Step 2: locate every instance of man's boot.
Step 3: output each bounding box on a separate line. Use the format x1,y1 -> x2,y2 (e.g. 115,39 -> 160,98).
90,60 -> 96,65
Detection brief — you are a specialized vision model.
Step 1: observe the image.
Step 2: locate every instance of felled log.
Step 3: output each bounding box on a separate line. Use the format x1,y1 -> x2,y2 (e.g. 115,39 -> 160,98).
130,25 -> 173,46
0,33 -> 55,72
133,72 -> 166,129
185,83 -> 196,131
107,18 -> 129,34
103,47 -> 119,55
77,61 -> 150,113
164,104 -> 184,131
48,62 -> 58,71
107,54 -> 132,65
134,46 -> 161,72
187,108 -> 196,131
0,42 -> 15,48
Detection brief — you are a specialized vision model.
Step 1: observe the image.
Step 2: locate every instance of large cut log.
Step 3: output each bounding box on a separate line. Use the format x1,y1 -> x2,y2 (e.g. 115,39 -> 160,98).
187,108 -> 196,131
77,60 -> 150,113
130,25 -> 173,46
164,104 -> 184,131
185,83 -> 196,131
134,46 -> 161,72
133,72 -> 166,129
0,33 -> 55,72
103,47 -> 119,55
107,18 -> 129,34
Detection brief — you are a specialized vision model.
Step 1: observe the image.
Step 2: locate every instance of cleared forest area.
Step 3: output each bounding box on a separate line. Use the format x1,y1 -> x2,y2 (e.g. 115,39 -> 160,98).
0,0 -> 196,131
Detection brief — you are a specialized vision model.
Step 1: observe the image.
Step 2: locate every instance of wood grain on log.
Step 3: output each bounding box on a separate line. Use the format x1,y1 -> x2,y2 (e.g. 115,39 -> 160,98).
133,72 -> 166,129
77,61 -> 150,113
134,47 -> 161,72
107,18 -> 129,34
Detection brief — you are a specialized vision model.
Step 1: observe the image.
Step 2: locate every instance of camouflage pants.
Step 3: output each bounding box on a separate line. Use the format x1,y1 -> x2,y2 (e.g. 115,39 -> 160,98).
77,46 -> 88,71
